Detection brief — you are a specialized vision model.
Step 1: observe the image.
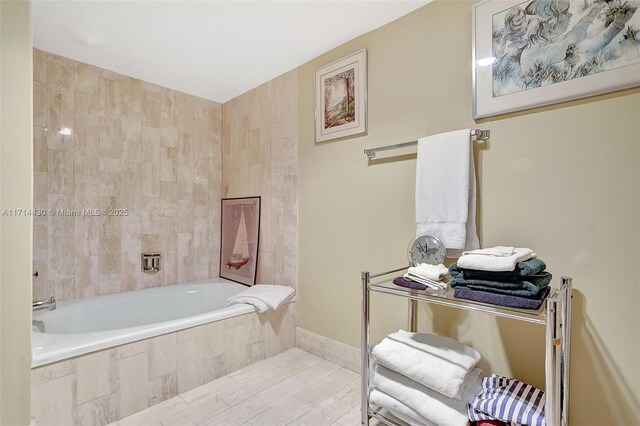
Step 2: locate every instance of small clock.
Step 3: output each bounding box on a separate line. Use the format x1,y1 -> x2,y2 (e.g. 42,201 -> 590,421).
408,234 -> 446,266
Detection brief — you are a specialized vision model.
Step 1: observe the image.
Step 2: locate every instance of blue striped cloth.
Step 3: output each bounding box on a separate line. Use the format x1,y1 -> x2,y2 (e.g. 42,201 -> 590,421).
468,374 -> 545,426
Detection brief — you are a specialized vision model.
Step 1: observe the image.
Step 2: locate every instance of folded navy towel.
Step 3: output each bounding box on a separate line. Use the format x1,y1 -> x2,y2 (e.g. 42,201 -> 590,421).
454,286 -> 551,310
449,271 -> 552,297
449,258 -> 546,281
392,276 -> 427,291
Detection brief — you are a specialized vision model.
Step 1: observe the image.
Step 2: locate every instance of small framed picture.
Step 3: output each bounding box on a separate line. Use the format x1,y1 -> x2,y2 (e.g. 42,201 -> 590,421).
315,48 -> 367,143
472,0 -> 640,119
220,196 -> 261,286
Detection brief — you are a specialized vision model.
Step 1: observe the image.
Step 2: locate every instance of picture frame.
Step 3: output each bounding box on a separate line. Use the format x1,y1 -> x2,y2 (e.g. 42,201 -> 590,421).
219,196 -> 261,286
315,48 -> 367,143
472,0 -> 640,119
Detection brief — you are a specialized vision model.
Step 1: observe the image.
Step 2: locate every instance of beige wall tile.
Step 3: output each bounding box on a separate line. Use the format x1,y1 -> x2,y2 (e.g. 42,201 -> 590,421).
76,394 -> 117,426
100,273 -> 122,295
31,374 -> 76,426
77,350 -> 116,405
225,324 -> 248,374
115,339 -> 149,360
117,353 -> 149,419
149,372 -> 178,406
32,358 -> 76,385
75,256 -> 99,299
203,354 -> 227,383
176,337 -> 204,394
48,150 -> 74,195
148,333 -> 177,379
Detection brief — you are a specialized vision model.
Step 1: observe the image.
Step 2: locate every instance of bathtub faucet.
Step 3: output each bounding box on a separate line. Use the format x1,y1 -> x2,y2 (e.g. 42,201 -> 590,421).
32,296 -> 56,312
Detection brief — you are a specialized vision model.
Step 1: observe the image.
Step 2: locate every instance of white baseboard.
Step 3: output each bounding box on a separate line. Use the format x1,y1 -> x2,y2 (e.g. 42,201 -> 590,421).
295,327 -> 360,373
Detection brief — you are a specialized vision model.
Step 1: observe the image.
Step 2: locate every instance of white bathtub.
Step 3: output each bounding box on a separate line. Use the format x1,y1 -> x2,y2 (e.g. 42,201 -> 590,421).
32,278 -> 255,367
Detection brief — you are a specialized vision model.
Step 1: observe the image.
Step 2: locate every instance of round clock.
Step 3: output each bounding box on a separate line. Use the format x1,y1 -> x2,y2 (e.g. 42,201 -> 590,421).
408,234 -> 446,266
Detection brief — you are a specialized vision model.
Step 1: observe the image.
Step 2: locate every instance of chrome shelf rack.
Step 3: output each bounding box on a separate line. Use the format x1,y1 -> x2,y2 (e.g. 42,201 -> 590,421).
360,266 -> 572,426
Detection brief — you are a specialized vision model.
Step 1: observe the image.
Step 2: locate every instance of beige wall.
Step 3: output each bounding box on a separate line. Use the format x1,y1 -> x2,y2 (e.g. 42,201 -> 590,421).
297,1 -> 640,424
0,0 -> 33,424
221,70 -> 298,288
33,50 -> 223,302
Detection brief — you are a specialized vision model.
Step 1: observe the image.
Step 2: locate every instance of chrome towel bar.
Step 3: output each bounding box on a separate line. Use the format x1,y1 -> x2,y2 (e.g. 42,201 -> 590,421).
364,129 -> 490,159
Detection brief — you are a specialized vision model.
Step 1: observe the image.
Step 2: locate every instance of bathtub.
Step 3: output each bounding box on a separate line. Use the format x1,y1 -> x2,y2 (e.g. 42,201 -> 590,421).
32,278 -> 256,367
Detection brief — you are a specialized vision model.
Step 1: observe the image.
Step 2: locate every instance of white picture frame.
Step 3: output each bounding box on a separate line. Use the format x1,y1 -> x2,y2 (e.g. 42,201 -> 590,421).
315,49 -> 367,143
472,0 -> 640,119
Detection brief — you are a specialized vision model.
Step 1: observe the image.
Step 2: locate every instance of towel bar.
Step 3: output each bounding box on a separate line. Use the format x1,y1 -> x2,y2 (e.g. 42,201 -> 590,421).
364,129 -> 490,159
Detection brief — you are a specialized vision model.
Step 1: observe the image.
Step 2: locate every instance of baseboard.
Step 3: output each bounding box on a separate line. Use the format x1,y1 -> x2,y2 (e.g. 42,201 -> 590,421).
295,327 -> 360,373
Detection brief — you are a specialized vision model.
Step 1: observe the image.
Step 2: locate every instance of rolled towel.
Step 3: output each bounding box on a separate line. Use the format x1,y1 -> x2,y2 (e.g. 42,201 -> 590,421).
457,247 -> 536,272
450,258 -> 546,281
408,263 -> 449,281
227,284 -> 294,313
371,330 -> 481,400
370,389 -> 436,426
373,364 -> 482,426
454,286 -> 551,310
403,273 -> 447,290
393,276 -> 428,291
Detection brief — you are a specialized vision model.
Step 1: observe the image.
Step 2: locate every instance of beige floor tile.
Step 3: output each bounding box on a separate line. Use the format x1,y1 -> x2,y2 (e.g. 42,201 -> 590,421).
179,375 -> 236,407
119,396 -> 188,426
119,349 -> 362,426
202,396 -> 268,426
159,395 -> 228,426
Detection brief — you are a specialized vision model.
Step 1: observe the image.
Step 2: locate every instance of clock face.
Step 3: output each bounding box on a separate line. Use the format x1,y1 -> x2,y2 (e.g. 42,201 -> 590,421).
408,235 -> 446,266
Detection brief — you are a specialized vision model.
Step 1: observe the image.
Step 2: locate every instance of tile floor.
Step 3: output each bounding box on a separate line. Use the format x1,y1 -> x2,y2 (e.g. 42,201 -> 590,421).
112,348 -> 378,426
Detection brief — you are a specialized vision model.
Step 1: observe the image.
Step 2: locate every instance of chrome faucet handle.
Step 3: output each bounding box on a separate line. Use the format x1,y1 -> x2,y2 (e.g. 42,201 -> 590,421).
32,296 -> 56,311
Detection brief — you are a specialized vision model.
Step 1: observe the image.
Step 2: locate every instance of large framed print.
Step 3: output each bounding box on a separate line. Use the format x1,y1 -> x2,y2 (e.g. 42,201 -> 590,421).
315,49 -> 367,143
220,196 -> 261,286
473,0 -> 640,119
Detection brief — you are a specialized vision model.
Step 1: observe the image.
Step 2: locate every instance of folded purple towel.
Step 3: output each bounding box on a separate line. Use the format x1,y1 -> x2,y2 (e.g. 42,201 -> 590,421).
453,286 -> 551,310
392,276 -> 427,291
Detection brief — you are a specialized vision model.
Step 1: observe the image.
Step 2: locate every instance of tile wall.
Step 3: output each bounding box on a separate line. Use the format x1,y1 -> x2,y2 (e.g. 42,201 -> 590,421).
221,70 -> 298,288
31,304 -> 296,425
33,49 -> 223,301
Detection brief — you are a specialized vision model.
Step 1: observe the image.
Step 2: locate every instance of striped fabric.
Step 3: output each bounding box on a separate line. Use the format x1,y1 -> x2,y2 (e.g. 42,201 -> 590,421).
468,374 -> 545,426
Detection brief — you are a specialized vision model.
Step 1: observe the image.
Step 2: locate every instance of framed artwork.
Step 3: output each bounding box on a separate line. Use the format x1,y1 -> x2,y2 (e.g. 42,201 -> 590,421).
220,196 -> 261,286
473,0 -> 640,119
315,48 -> 367,143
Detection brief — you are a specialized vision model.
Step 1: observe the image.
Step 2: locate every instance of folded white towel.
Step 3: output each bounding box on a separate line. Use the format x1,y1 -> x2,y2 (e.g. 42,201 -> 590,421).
404,273 -> 447,290
371,330 -> 481,400
370,389 -> 436,426
226,284 -> 294,313
408,263 -> 449,281
457,247 -> 536,272
415,129 -> 479,254
462,246 -> 515,257
373,364 -> 482,426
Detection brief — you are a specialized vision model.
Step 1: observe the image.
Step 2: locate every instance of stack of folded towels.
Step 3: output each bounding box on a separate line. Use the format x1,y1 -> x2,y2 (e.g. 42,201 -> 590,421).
370,330 -> 482,426
468,374 -> 546,426
448,247 -> 552,310
393,263 -> 449,291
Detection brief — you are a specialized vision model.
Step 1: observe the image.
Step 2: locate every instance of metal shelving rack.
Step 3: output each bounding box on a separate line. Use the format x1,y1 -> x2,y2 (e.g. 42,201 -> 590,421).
361,266 -> 572,426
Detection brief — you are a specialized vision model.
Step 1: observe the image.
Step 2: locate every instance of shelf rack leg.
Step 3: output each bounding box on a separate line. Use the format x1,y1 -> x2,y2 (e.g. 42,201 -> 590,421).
545,292 -> 561,426
408,299 -> 418,332
361,271 -> 370,426
560,277 -> 572,426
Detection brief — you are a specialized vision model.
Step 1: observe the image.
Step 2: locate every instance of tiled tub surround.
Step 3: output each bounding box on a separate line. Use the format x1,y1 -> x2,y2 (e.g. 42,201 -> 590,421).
31,302 -> 296,425
222,70 -> 298,289
33,49 -> 223,302
32,278 -> 256,366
